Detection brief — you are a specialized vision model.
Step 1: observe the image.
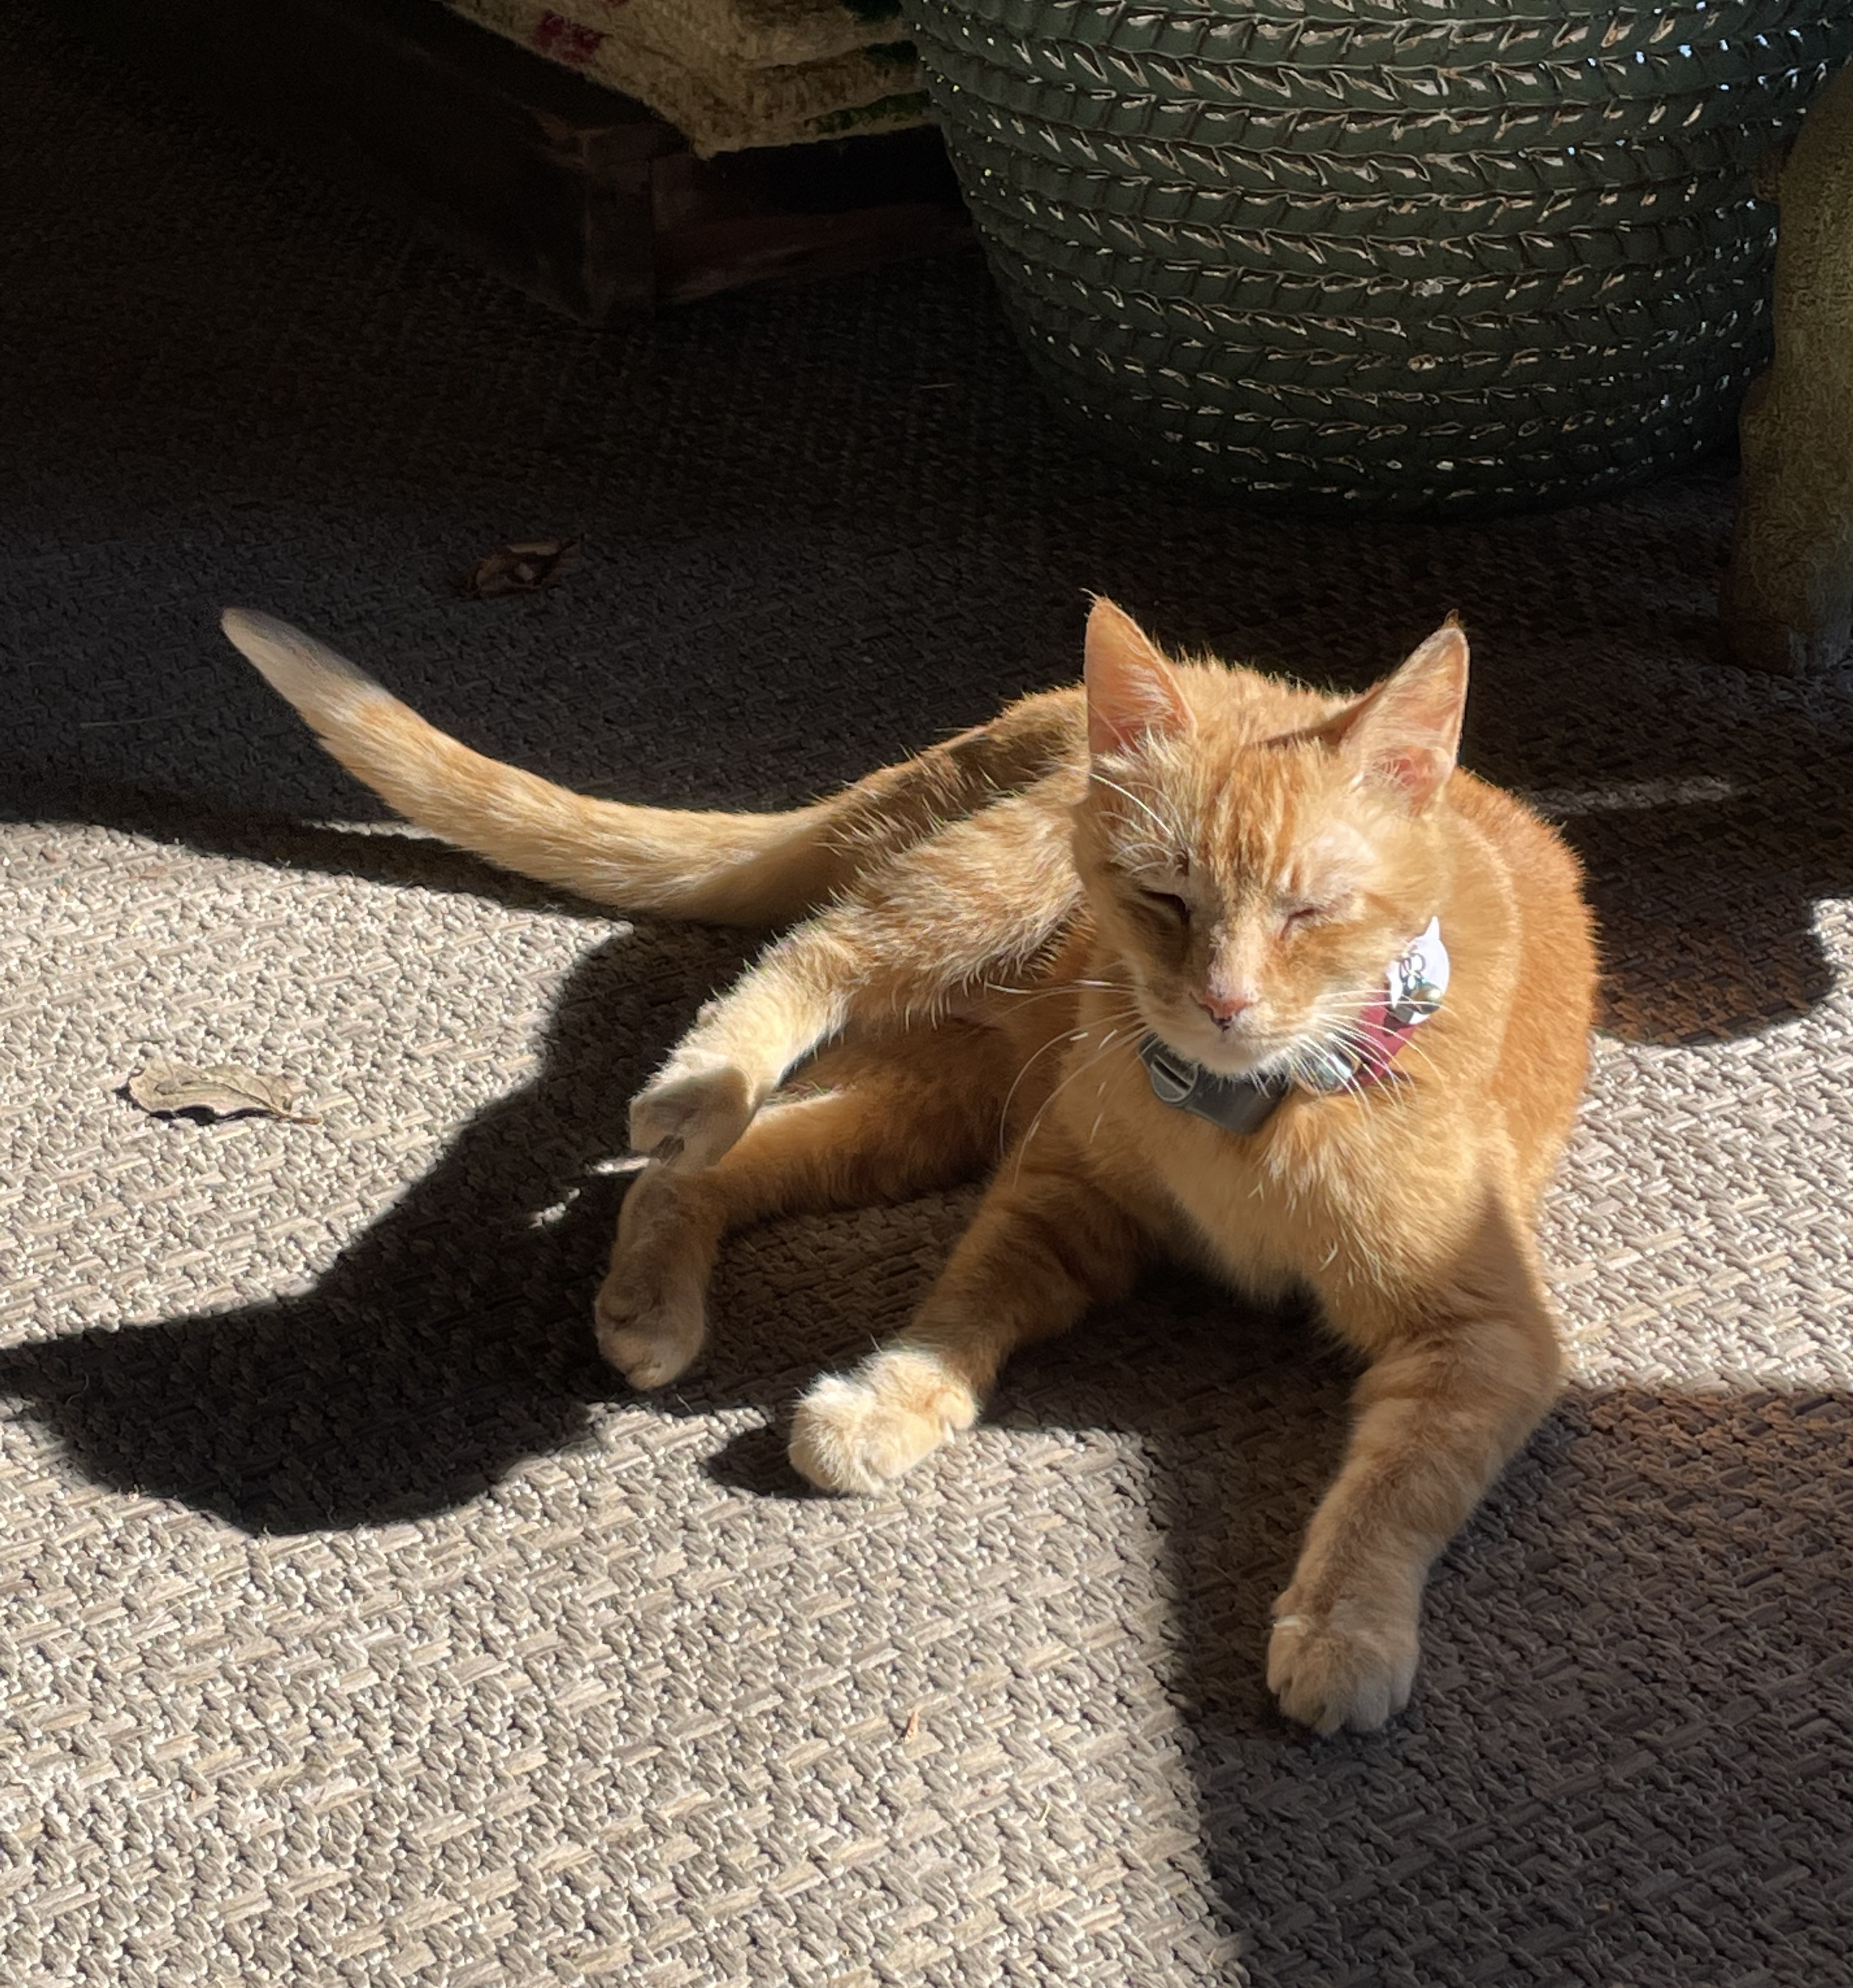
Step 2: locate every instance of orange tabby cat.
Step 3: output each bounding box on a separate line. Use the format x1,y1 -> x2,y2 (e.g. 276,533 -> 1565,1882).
222,600 -> 1595,1733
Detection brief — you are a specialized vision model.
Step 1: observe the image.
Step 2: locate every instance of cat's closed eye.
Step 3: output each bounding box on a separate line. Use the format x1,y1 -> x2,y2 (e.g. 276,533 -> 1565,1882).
1138,887 -> 1190,923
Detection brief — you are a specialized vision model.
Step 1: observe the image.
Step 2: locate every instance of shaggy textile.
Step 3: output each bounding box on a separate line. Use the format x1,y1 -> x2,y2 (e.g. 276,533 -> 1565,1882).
448,0 -> 927,155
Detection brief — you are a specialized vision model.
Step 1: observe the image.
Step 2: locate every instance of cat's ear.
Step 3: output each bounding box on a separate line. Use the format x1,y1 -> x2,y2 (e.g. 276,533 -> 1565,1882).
1084,598 -> 1194,755
1325,618 -> 1469,809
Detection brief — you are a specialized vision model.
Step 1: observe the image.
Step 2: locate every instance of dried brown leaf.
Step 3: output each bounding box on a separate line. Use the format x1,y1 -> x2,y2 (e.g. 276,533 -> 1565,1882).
461,536 -> 582,600
126,1059 -> 317,1123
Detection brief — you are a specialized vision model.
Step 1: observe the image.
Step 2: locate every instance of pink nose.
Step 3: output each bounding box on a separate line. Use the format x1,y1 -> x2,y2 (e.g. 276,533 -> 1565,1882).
1199,991 -> 1252,1027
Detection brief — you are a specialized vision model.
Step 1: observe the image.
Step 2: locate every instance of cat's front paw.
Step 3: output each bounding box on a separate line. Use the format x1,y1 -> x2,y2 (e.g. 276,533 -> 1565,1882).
1266,1593 -> 1420,1736
788,1348 -> 977,1494
628,1060 -> 756,1172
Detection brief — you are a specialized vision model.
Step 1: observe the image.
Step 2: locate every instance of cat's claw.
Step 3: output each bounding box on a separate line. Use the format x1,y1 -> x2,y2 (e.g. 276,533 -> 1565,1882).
628,1061 -> 756,1172
1265,1597 -> 1420,1736
788,1348 -> 978,1494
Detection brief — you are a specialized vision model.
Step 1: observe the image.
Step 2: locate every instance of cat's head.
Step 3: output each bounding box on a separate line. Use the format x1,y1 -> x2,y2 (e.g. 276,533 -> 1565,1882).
1072,599 -> 1469,1082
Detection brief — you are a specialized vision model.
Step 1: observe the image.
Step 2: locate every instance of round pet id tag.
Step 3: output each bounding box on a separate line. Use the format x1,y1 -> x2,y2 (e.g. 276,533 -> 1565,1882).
1387,917 -> 1449,1026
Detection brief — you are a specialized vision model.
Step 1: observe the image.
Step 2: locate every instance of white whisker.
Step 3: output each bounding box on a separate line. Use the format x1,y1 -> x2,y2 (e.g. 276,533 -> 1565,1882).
1088,773 -> 1177,845
1013,1027 -> 1131,1178
981,977 -> 1134,1008
997,1025 -> 1095,1151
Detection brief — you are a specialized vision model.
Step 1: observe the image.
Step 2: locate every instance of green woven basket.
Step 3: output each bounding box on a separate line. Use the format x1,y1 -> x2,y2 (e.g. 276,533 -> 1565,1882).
901,0 -> 1853,513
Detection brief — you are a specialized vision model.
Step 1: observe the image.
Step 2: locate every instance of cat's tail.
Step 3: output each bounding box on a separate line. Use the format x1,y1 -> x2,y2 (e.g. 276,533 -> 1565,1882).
222,610 -> 1082,924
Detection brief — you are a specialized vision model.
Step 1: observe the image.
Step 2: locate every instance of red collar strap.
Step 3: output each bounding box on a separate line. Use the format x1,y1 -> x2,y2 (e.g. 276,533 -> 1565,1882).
1314,917 -> 1450,1092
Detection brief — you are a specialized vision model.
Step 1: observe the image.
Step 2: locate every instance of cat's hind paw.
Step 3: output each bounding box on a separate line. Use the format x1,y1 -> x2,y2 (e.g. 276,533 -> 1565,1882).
628,1060 -> 756,1172
788,1348 -> 978,1494
594,1220 -> 707,1392
1266,1599 -> 1419,1736
595,1294 -> 703,1391
594,1271 -> 706,1389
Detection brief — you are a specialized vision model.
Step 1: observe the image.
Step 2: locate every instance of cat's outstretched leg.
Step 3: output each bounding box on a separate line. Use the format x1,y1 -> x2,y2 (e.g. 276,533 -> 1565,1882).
597,1035 -> 1001,1389
789,1130 -> 1145,1493
1267,1194 -> 1564,1735
624,926 -> 853,1173
627,792 -> 1083,1173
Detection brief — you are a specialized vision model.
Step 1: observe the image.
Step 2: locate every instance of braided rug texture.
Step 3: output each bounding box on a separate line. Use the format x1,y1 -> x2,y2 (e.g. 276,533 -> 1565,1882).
2,7 -> 1850,1984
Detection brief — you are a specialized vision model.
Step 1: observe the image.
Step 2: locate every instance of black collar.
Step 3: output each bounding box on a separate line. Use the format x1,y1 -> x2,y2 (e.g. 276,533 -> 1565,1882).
1136,1034 -> 1292,1136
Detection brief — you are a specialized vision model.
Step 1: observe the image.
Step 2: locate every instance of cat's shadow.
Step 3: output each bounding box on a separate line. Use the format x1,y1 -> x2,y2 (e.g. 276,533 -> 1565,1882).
0,821 -> 1357,1574
0,916 -> 732,1533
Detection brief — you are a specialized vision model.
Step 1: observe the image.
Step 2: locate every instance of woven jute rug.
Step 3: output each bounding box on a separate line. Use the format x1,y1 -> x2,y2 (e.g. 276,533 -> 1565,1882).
3,8 -> 1850,1985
